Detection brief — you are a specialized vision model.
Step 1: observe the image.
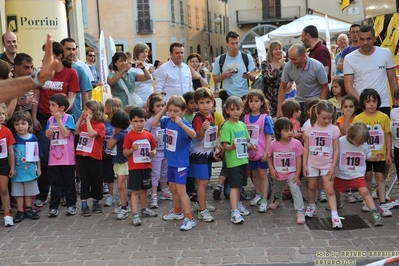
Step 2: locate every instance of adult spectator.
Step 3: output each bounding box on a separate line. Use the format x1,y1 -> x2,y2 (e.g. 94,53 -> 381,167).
60,38 -> 92,121
334,34 -> 349,77
344,25 -> 398,113
0,34 -> 58,103
85,49 -> 100,88
32,41 -> 80,208
337,24 -> 361,72
107,52 -> 151,108
129,43 -> 155,101
154,42 -> 193,102
277,43 -> 329,124
260,41 -> 285,118
212,30 -> 255,105
13,53 -> 36,112
187,53 -> 208,90
301,25 -> 332,83
0,32 -> 18,67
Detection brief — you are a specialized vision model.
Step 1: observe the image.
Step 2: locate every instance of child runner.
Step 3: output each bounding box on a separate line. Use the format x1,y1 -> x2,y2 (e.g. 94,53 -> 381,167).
267,118 -> 305,224
46,94 -> 77,217
189,87 -> 217,222
11,111 -> 40,223
107,111 -> 130,219
0,103 -> 16,227
303,100 -> 341,229
281,99 -> 302,140
144,92 -> 172,209
220,96 -> 255,224
335,123 -> 384,227
242,90 -> 273,212
329,77 -> 346,120
103,98 -> 123,207
123,107 -> 158,226
335,95 -> 362,203
153,96 -> 197,231
182,91 -> 198,202
353,89 -> 392,217
75,100 -> 106,217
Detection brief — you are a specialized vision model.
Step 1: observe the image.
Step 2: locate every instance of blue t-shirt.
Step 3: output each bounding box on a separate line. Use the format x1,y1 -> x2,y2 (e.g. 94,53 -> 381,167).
113,130 -> 128,164
72,63 -> 93,122
160,116 -> 192,167
13,133 -> 42,183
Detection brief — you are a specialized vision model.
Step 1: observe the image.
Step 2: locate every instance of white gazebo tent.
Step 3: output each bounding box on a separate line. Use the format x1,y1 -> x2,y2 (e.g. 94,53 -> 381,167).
260,14 -> 352,46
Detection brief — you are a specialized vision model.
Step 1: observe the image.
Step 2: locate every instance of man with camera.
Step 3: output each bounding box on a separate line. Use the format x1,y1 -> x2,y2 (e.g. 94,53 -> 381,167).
212,30 -> 256,107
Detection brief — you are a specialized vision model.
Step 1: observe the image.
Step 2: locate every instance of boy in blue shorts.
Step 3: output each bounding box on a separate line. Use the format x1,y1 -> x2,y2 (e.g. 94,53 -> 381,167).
152,95 -> 197,231
220,96 -> 256,224
189,87 -> 217,222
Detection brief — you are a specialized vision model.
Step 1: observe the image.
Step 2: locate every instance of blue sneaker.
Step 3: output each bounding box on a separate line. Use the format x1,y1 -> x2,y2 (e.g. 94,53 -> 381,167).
180,218 -> 196,231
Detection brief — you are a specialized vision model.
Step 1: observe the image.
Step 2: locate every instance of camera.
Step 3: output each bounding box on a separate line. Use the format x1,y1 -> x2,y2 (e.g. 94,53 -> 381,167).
154,59 -> 160,68
132,62 -> 136,68
231,68 -> 238,74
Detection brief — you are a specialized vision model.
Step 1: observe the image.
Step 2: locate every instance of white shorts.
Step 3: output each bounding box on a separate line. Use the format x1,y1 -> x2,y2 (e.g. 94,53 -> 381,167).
307,165 -> 328,177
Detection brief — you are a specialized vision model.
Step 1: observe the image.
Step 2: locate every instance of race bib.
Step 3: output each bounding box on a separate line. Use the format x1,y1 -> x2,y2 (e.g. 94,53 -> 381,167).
133,139 -> 151,163
339,151 -> 365,171
50,126 -> 67,146
103,136 -> 117,155
246,124 -> 260,145
391,121 -> 399,140
165,129 -> 178,152
156,129 -> 165,149
25,141 -> 39,162
368,130 -> 384,151
274,151 -> 296,172
204,126 -> 217,148
0,138 -> 7,159
76,132 -> 94,153
309,131 -> 332,153
235,138 -> 248,158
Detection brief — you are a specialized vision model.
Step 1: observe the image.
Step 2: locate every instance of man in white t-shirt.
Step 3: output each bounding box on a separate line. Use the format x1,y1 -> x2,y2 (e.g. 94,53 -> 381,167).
344,25 -> 398,112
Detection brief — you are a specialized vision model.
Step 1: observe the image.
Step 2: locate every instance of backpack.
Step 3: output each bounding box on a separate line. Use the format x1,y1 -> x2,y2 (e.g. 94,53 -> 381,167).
218,52 -> 249,89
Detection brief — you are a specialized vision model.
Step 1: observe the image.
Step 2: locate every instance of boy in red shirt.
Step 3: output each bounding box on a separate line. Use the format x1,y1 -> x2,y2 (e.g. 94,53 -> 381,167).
123,107 -> 157,226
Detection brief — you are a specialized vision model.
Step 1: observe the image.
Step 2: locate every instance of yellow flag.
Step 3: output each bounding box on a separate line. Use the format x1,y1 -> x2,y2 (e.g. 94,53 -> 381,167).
342,0 -> 350,11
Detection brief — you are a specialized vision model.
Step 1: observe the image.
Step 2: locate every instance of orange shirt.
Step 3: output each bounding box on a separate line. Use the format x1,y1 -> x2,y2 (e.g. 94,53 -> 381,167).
76,121 -> 105,160
123,130 -> 156,170
336,115 -> 354,136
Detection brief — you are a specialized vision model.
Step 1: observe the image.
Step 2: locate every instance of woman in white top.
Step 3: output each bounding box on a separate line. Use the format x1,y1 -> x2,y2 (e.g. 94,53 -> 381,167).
129,43 -> 155,102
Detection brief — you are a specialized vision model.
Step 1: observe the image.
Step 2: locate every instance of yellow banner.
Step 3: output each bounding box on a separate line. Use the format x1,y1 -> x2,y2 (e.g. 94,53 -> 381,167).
342,0 -> 350,11
5,0 -> 68,65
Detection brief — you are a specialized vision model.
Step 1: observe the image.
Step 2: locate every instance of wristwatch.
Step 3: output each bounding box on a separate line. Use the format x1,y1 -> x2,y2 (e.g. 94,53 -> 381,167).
30,70 -> 45,86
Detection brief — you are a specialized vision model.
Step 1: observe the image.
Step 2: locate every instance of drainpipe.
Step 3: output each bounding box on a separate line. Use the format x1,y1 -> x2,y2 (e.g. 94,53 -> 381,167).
96,0 -> 101,38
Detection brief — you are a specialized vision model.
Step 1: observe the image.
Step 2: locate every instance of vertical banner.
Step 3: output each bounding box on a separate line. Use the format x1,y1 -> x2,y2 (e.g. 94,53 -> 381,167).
5,0 -> 68,65
255,36 -> 266,66
325,14 -> 331,52
109,36 -> 116,56
99,30 -> 112,102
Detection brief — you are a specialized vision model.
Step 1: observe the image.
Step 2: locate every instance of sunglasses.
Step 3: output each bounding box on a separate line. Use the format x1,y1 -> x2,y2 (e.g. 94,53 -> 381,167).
87,54 -> 95,57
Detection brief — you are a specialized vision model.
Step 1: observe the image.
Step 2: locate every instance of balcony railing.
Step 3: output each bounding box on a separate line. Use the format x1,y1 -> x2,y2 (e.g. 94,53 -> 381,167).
236,6 -> 300,25
136,19 -> 153,34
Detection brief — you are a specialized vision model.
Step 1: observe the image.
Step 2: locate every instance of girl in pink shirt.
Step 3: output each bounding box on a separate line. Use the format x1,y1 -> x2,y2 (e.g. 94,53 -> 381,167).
303,100 -> 342,229
267,118 -> 305,224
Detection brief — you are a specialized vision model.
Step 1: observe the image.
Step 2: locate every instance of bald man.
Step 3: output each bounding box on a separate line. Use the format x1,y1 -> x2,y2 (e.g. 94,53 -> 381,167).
334,34 -> 349,76
277,43 -> 329,124
0,32 -> 19,67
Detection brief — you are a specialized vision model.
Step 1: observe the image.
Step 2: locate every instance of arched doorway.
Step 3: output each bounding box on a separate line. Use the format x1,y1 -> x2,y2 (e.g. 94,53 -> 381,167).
240,24 -> 278,55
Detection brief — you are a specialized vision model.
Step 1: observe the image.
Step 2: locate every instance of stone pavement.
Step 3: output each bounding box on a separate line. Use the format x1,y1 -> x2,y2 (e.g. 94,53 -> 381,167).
1,163 -> 399,266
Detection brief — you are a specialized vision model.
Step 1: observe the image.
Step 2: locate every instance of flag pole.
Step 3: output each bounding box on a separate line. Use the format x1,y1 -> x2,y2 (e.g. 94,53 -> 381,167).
308,8 -> 352,23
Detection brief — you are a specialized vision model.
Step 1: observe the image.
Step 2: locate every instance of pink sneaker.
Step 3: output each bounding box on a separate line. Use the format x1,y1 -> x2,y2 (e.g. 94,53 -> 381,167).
160,190 -> 173,200
296,212 -> 305,224
269,199 -> 281,210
